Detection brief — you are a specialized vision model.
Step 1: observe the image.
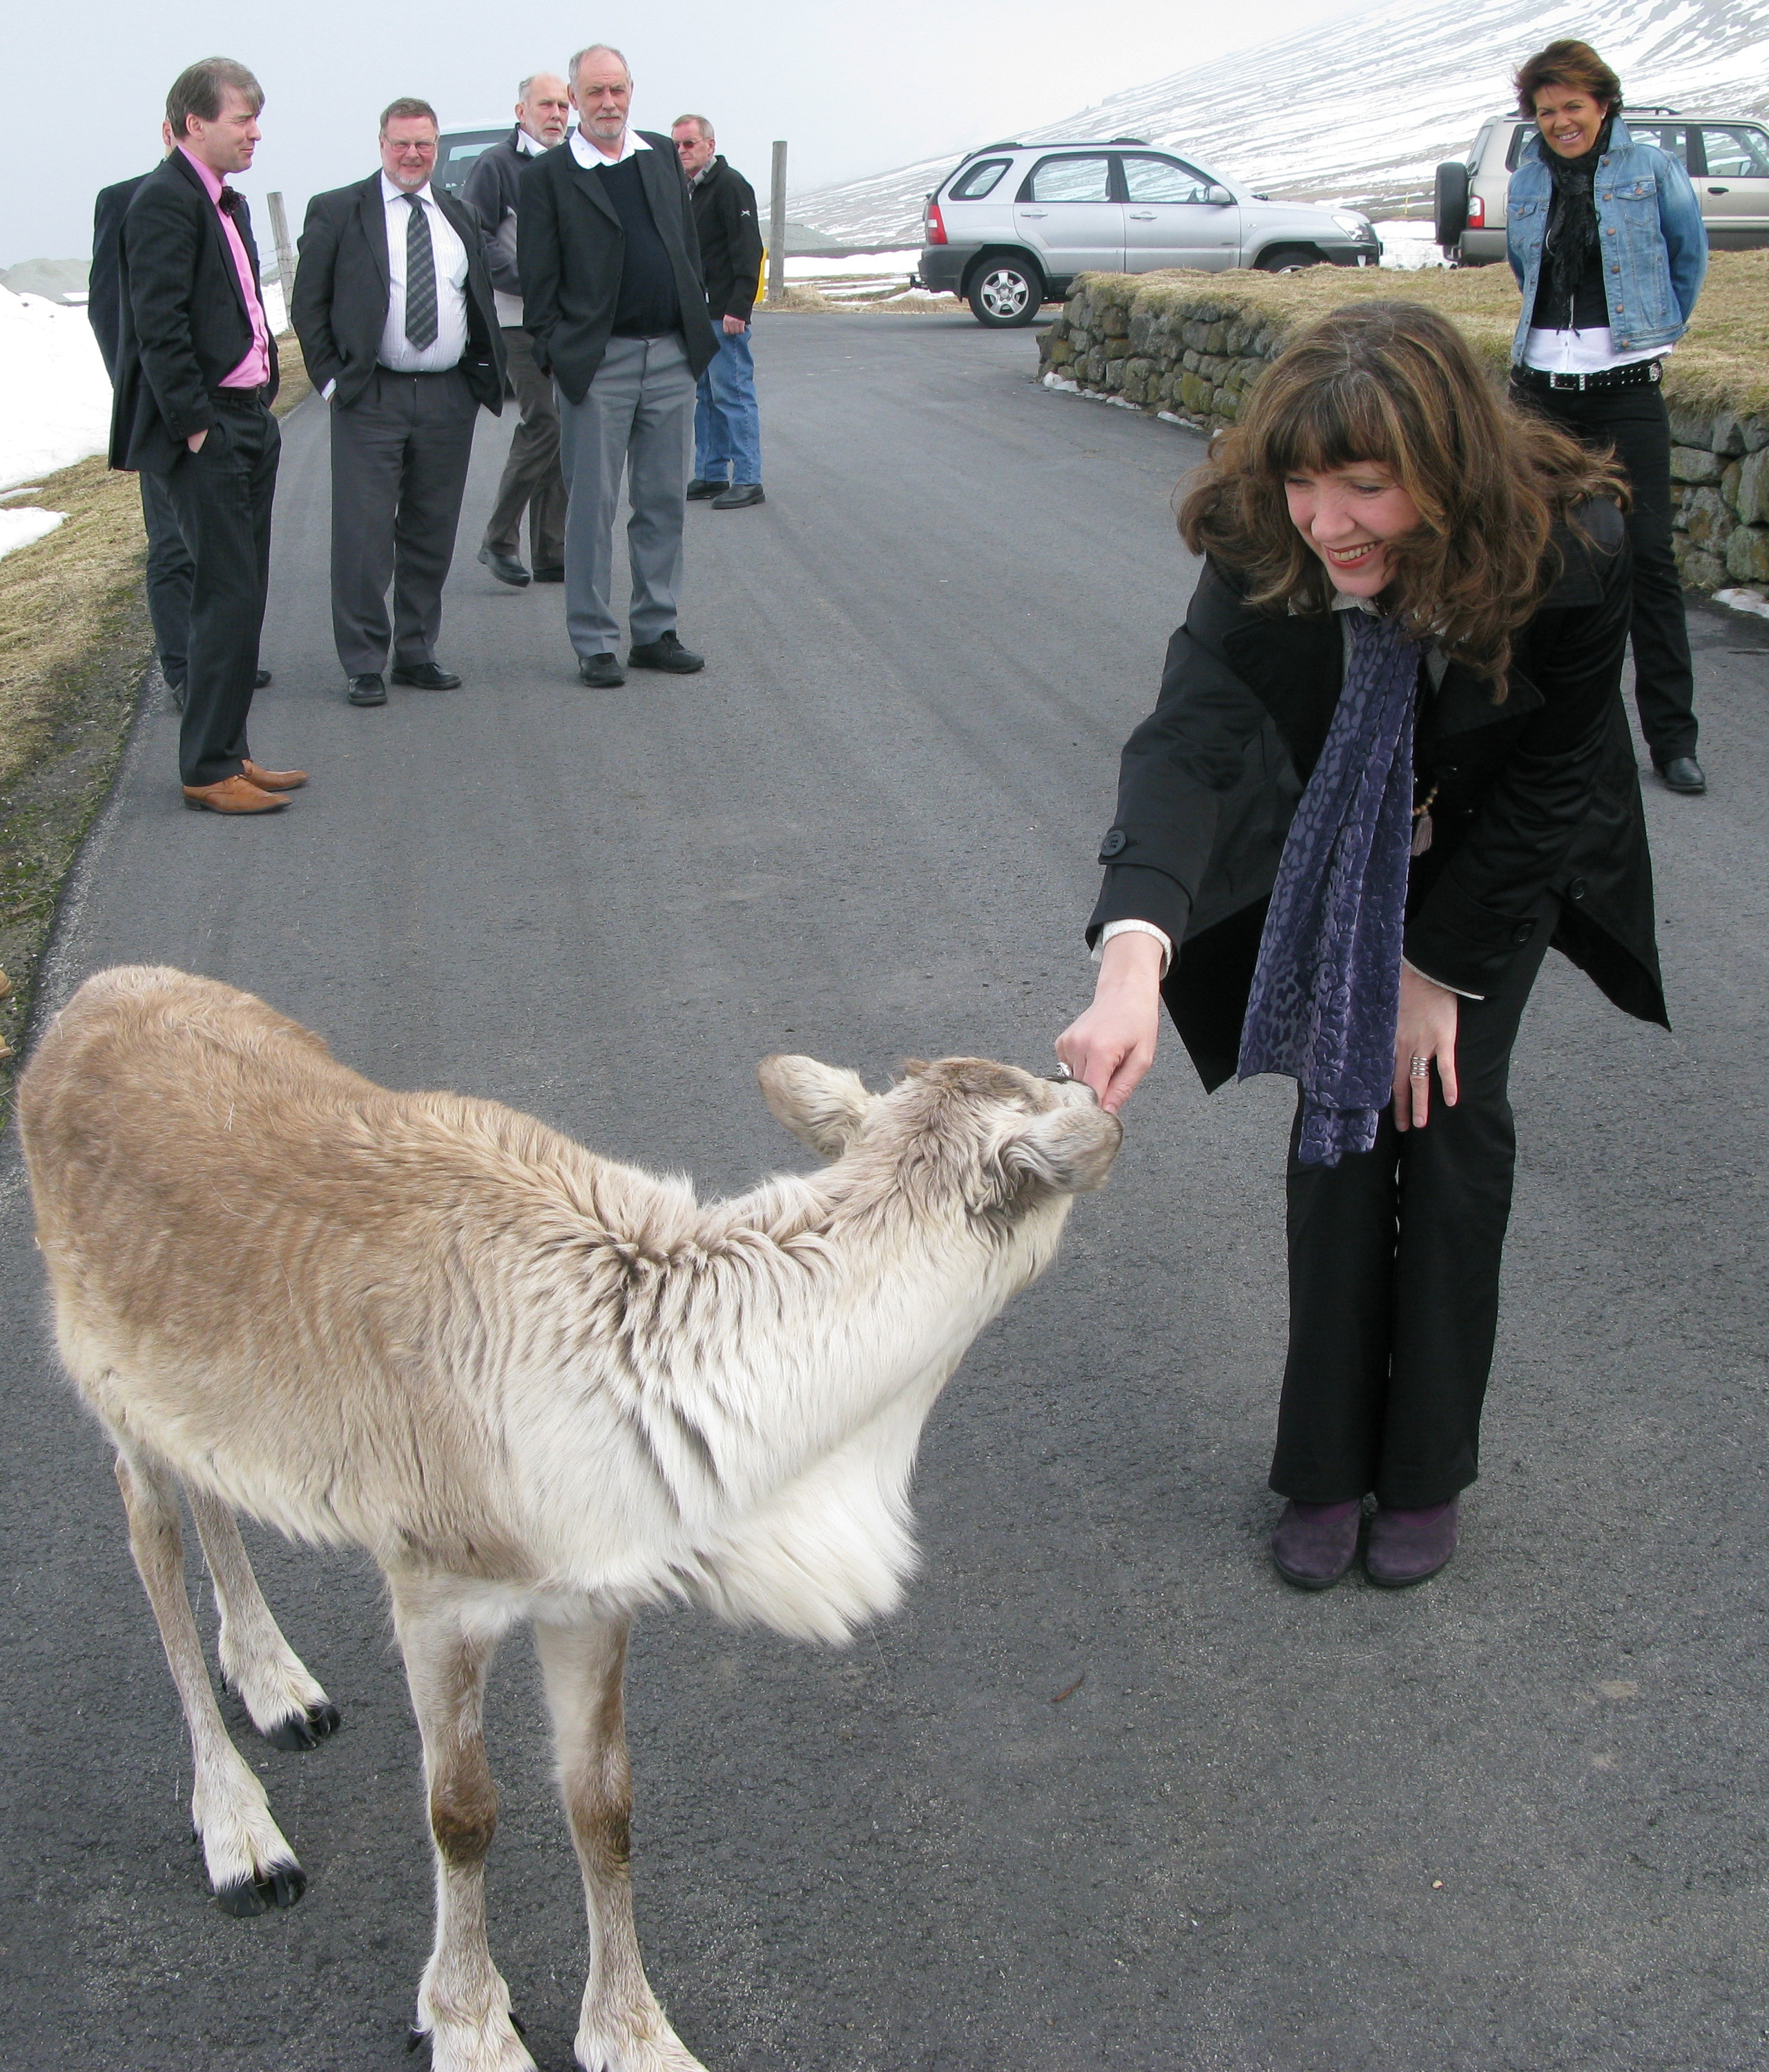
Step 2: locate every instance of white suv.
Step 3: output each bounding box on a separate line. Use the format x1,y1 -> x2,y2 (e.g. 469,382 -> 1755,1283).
1436,108 -> 1769,264
916,139 -> 1381,325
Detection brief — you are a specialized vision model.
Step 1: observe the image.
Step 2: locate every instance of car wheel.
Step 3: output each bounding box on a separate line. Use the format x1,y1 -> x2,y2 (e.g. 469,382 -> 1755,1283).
1255,244 -> 1321,274
968,258 -> 1043,327
1433,162 -> 1470,248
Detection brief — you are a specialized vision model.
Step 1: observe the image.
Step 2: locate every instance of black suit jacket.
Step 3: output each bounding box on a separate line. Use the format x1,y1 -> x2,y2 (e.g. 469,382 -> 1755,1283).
291,175 -> 505,412
1088,502 -> 1666,1090
107,150 -> 280,475
91,172 -> 148,382
517,134 -> 715,402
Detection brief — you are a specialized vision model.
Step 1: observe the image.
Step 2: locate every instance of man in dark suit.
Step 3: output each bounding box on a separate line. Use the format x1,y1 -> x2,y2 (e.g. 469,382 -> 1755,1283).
292,97 -> 505,707
93,128 -> 275,714
110,58 -> 304,814
461,72 -> 572,588
518,44 -> 716,689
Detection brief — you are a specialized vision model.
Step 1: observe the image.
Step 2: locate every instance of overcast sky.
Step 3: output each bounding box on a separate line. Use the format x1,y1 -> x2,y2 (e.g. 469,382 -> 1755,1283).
4,0 -> 1360,265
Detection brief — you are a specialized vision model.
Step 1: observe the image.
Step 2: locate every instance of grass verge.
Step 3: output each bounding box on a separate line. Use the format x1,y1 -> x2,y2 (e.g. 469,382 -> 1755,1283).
0,334 -> 311,1120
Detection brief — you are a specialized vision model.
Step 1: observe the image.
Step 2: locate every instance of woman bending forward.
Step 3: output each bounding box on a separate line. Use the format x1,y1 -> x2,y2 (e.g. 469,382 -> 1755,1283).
1058,300 -> 1665,1591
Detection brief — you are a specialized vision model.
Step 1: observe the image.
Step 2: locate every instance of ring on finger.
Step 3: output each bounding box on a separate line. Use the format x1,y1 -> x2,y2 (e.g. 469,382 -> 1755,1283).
1409,1054 -> 1430,1080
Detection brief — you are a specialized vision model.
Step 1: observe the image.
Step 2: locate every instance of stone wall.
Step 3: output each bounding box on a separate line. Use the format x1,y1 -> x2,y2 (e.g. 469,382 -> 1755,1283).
1040,273 -> 1769,609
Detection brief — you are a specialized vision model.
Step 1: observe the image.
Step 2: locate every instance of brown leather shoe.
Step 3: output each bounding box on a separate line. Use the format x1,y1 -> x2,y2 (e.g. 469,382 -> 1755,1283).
240,758 -> 309,792
182,774 -> 287,814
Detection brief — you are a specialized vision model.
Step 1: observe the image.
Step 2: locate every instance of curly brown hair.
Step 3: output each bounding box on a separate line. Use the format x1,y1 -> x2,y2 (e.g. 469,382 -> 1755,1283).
1177,300 -> 1624,684
1515,39 -> 1622,119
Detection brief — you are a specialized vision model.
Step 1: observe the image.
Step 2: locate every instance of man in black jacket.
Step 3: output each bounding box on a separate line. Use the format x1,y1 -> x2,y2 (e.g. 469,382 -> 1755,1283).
673,116 -> 765,510
518,44 -> 715,688
293,98 -> 505,707
111,57 -> 304,814
461,73 -> 572,588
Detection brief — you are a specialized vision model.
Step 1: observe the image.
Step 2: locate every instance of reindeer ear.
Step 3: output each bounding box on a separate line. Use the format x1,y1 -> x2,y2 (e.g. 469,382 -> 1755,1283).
758,1055 -> 874,1159
999,1103 -> 1123,1196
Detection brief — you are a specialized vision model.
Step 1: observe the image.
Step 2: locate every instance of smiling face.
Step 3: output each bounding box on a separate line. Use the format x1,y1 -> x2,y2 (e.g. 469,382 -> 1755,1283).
1284,462 -> 1424,599
380,115 -> 438,191
1534,84 -> 1610,159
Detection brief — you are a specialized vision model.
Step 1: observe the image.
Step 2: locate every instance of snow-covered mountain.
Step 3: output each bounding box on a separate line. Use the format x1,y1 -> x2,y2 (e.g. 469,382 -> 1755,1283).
792,0 -> 1769,243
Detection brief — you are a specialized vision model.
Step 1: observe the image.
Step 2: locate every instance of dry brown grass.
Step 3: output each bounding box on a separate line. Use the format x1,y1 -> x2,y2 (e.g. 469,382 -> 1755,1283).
1099,250 -> 1769,418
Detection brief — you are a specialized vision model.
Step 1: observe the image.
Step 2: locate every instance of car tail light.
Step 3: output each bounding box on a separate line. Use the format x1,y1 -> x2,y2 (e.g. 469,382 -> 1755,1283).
925,201 -> 947,246
1466,194 -> 1486,228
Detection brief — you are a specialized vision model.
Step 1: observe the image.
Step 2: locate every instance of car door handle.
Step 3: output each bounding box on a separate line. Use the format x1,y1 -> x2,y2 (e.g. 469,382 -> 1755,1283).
1708,185 -> 1730,193
1128,211 -> 1157,220
1019,209 -> 1047,218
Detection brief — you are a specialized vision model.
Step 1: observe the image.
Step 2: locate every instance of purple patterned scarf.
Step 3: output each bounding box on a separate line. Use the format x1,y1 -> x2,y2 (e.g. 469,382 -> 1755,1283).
1237,608 -> 1421,1167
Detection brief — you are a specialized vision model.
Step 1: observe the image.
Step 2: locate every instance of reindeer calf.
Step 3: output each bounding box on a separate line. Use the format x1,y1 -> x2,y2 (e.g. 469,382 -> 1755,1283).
19,966 -> 1119,2072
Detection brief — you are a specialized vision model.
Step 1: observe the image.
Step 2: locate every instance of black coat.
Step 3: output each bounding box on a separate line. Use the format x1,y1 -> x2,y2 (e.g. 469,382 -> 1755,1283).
690,156 -> 764,323
90,171 -> 148,382
291,175 -> 505,412
1088,503 -> 1667,1091
516,134 -> 715,402
107,150 -> 280,475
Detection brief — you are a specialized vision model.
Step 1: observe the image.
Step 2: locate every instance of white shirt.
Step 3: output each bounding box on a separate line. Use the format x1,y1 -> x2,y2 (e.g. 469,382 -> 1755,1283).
1522,324 -> 1665,376
376,174 -> 470,374
568,127 -> 651,170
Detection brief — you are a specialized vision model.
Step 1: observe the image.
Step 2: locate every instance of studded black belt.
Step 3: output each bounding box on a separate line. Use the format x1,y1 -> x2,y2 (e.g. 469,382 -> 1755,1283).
1511,358 -> 1663,394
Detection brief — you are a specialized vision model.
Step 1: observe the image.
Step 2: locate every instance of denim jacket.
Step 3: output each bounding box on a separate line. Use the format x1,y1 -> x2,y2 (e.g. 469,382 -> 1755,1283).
1507,117 -> 1708,357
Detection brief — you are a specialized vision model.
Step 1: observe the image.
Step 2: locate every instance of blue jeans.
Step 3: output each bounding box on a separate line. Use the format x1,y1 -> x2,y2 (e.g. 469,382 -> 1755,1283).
693,321 -> 762,485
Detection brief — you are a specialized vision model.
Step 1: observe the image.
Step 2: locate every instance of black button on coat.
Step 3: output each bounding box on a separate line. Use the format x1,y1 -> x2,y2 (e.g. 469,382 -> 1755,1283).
1086,499 -> 1667,1091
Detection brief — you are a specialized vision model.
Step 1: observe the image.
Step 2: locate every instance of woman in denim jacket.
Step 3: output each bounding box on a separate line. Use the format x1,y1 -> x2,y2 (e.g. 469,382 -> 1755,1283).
1507,38 -> 1709,794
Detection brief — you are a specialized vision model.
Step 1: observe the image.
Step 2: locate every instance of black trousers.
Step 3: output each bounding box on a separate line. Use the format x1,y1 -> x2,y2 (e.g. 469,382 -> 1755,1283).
138,468 -> 194,689
1268,897 -> 1558,1509
1511,378 -> 1697,765
161,393 -> 279,788
328,365 -> 478,678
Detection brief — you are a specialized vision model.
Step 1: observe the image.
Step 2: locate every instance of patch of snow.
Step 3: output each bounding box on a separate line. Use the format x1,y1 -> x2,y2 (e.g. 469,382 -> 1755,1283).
1374,220 -> 1452,270
784,249 -> 920,280
0,287 -> 113,490
0,507 -> 67,561
1714,585 -> 1769,619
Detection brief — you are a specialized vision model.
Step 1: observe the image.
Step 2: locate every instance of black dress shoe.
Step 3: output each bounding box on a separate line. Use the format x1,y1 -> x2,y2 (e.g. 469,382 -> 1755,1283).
254,668 -> 272,689
685,477 -> 726,500
627,632 -> 704,673
347,673 -> 387,707
579,653 -> 627,688
712,482 -> 765,510
1656,754 -> 1707,794
478,544 -> 531,587
389,662 -> 461,690
530,564 -> 566,582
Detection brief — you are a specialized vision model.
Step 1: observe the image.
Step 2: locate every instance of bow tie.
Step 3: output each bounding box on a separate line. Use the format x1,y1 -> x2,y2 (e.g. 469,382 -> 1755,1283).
217,187 -> 243,215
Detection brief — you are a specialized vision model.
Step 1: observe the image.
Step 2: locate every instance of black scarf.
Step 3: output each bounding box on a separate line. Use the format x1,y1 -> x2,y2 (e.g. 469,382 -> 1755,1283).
1541,113 -> 1615,323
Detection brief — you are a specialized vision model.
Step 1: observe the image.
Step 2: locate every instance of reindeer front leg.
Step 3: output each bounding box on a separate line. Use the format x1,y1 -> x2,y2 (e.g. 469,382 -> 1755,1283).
532,1608 -> 706,2072
389,1573 -> 533,2072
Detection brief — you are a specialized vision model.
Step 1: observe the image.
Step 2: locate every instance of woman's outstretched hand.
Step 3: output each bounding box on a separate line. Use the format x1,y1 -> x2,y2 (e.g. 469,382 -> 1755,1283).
1056,932 -> 1165,1115
1393,963 -> 1459,1130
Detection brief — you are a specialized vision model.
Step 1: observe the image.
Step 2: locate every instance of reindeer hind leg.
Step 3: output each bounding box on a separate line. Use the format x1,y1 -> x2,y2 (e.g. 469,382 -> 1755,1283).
188,1485 -> 341,1751
113,1446 -> 305,1915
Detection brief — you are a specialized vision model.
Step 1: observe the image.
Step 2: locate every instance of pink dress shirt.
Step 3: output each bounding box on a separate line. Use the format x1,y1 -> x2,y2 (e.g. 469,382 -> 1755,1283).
177,145 -> 271,390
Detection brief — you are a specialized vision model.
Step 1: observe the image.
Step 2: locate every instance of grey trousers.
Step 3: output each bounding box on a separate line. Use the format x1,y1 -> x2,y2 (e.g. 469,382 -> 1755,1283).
557,332 -> 695,658
328,365 -> 478,677
483,326 -> 566,569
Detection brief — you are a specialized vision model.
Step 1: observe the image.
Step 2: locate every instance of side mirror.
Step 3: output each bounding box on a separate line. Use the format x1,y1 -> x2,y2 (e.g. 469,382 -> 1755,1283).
1205,184 -> 1235,207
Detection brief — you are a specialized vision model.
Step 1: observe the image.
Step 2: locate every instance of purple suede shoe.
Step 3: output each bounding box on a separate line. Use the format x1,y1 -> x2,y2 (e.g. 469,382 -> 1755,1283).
1366,1498 -> 1460,1587
1270,1499 -> 1363,1590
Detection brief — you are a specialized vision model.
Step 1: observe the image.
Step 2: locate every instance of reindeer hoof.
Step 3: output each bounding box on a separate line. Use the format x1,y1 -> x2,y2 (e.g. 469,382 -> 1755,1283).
214,1860 -> 307,1915
264,1700 -> 342,1752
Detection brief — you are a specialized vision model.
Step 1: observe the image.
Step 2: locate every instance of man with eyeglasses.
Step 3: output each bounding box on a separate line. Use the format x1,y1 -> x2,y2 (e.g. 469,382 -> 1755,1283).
518,44 -> 716,688
293,98 -> 506,708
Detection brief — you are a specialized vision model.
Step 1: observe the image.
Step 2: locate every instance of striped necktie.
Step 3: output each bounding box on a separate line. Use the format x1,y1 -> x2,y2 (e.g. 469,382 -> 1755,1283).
403,193 -> 438,349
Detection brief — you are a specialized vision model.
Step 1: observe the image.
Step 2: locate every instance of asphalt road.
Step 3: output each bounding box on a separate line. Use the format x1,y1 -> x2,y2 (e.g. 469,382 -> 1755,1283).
3,312 -> 1767,2072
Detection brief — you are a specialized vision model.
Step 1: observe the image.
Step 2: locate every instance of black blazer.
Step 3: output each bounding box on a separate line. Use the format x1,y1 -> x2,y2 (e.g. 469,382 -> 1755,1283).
291,175 -> 505,412
90,171 -> 148,382
517,134 -> 715,402
107,150 -> 280,475
1088,502 -> 1667,1091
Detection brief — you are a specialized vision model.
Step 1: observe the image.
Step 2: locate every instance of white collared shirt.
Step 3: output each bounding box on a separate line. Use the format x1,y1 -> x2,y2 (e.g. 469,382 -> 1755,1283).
1522,324 -> 1666,375
377,174 -> 470,374
568,126 -> 651,170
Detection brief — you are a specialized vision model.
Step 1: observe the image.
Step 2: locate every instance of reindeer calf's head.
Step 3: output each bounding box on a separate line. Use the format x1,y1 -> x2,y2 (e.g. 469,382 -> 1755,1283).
758,1053 -> 1122,1211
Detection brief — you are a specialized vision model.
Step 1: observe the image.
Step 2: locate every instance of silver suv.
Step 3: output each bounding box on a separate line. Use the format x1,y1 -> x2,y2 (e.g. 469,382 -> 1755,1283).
916,139 -> 1381,326
1436,107 -> 1769,264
